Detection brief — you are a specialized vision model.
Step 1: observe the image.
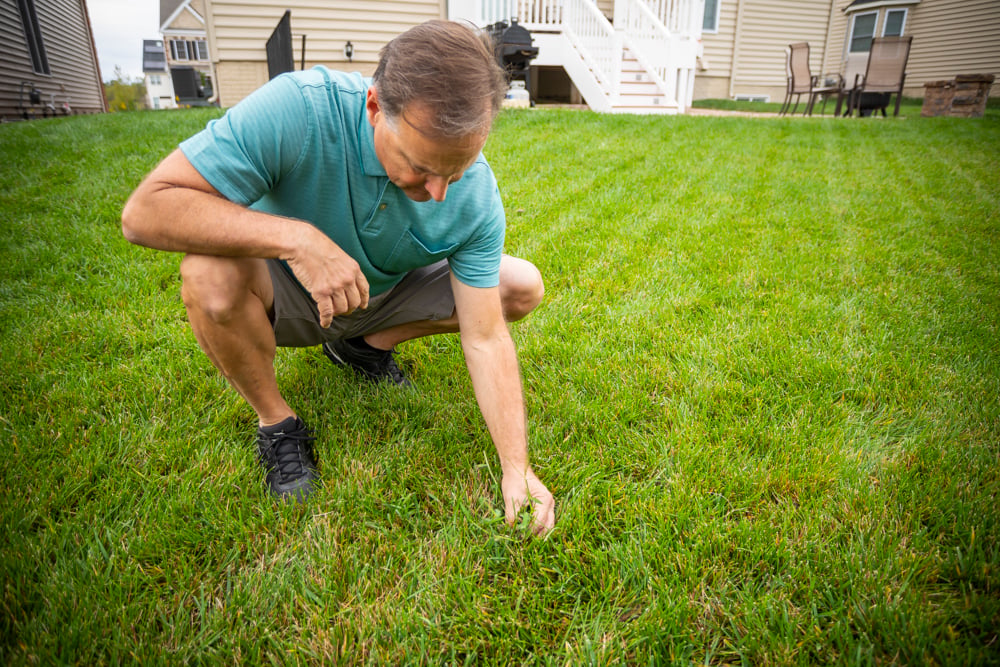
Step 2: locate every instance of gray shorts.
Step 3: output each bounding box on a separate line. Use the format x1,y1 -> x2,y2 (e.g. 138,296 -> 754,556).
267,259 -> 455,347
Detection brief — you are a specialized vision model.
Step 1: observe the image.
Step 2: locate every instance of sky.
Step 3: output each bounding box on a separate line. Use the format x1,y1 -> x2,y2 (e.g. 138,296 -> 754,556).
88,0 -> 162,82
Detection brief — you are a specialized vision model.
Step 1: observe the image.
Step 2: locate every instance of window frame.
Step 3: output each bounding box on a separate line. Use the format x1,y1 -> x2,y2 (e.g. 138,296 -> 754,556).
15,0 -> 50,75
882,8 -> 908,36
194,39 -> 209,61
702,0 -> 720,34
848,10 -> 878,53
171,39 -> 189,61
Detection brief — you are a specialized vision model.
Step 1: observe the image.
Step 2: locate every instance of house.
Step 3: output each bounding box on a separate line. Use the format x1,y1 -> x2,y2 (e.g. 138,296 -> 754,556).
160,0 -> 216,105
143,39 -> 177,110
697,0 -> 1000,103
185,0 -> 998,113
184,0 -> 704,113
0,0 -> 106,121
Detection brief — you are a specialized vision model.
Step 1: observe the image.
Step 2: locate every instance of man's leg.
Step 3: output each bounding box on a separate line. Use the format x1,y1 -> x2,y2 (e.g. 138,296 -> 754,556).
180,254 -> 317,501
180,254 -> 293,426
363,255 -> 544,350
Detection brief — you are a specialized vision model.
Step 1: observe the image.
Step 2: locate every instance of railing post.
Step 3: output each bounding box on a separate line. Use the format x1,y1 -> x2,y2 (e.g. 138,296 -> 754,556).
611,29 -> 622,103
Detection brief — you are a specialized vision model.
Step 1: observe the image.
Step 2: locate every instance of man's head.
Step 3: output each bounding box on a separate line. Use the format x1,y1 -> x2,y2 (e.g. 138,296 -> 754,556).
373,20 -> 507,139
366,21 -> 508,203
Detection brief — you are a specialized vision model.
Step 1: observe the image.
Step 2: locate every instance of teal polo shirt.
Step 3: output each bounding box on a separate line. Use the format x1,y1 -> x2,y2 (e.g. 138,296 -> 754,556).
179,67 -> 506,296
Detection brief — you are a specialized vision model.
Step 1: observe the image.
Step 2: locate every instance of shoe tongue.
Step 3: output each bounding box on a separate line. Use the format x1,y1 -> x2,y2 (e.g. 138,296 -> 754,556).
259,415 -> 299,435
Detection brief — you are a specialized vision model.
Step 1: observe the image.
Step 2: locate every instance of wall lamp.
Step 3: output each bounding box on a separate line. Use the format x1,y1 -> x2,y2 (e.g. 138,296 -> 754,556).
344,41 -> 354,62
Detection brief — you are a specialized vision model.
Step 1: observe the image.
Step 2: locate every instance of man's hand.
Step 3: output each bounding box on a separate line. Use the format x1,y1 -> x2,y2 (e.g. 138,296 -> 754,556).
502,468 -> 555,536
285,226 -> 370,327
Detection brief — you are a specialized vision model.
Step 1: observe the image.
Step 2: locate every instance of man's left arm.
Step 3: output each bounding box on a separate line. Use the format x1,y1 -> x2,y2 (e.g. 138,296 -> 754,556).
450,274 -> 555,535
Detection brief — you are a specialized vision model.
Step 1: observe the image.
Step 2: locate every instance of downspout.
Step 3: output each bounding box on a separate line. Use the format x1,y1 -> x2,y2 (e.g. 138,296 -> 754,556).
821,0 -> 836,76
728,0 -> 745,99
203,0 -> 221,105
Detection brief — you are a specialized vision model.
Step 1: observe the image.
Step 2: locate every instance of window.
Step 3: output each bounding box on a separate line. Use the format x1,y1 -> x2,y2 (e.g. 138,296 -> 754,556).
849,11 -> 877,53
171,39 -> 208,61
150,75 -> 161,85
703,0 -> 720,33
883,8 -> 907,36
170,39 -> 188,61
16,0 -> 50,75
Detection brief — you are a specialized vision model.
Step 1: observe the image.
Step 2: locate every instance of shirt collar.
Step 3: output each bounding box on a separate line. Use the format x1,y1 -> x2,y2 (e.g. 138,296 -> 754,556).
358,86 -> 385,177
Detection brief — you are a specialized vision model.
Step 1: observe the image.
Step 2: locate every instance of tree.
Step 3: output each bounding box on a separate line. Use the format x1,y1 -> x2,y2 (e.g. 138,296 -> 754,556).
104,65 -> 147,112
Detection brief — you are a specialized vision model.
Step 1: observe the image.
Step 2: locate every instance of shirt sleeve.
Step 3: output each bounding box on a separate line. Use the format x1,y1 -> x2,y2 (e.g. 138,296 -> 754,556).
179,74 -> 312,206
447,177 -> 506,289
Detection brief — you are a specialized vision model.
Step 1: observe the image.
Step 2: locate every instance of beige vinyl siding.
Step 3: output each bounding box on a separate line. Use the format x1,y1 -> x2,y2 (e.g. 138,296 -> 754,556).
1,0 -> 105,120
170,7 -> 204,31
204,0 -> 444,106
695,0 -> 739,98
822,0 -> 852,75
694,0 -> 836,101
728,0 -> 834,100
902,0 -> 1000,96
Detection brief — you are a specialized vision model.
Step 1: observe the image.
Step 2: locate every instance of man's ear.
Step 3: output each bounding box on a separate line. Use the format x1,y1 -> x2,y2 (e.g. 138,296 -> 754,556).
366,87 -> 380,127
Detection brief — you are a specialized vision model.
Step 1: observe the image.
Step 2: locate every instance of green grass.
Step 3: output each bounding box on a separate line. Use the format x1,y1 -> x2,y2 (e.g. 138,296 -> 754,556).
692,95 -> 1000,118
2,106 -> 999,664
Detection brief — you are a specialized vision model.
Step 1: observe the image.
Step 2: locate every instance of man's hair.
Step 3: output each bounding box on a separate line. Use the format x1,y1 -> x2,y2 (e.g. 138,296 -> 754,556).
373,20 -> 507,139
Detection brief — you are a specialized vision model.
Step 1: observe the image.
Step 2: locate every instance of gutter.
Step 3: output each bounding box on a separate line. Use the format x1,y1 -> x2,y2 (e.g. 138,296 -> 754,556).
728,0 -> 745,99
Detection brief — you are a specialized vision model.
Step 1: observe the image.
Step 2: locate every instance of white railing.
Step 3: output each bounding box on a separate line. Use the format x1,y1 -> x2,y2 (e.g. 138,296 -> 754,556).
517,0 -> 562,27
638,0 -> 699,34
477,0 -> 516,24
562,0 -> 621,97
616,0 -> 676,100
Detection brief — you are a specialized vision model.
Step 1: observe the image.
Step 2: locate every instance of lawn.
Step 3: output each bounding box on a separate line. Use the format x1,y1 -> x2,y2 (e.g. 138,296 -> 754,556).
1,106 -> 998,665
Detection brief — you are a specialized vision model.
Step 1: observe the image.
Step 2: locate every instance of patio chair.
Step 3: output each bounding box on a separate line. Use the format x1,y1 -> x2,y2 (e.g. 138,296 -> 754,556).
834,53 -> 870,116
780,42 -> 840,116
848,35 -> 912,117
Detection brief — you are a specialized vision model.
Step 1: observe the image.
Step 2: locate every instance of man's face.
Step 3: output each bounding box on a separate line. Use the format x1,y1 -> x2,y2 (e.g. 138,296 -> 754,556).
367,88 -> 487,202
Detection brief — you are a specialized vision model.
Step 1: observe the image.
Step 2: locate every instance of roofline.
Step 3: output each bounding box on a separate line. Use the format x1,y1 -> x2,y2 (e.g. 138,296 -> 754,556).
160,0 -> 205,33
844,0 -> 920,13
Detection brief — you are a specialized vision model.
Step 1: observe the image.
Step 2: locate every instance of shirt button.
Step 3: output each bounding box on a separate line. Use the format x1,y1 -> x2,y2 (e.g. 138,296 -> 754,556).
379,203 -> 387,211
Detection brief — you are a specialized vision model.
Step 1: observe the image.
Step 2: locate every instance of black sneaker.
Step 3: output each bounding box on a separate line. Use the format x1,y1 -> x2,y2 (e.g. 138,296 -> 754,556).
322,337 -> 412,388
256,416 -> 318,502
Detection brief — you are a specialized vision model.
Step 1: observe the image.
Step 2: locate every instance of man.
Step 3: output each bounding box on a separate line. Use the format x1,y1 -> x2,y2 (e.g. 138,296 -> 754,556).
121,20 -> 554,534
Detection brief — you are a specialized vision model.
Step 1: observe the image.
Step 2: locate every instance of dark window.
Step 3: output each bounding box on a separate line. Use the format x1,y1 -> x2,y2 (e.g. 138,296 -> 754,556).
849,12 -> 877,53
703,0 -> 720,32
170,39 -> 188,61
883,9 -> 907,37
16,0 -> 50,75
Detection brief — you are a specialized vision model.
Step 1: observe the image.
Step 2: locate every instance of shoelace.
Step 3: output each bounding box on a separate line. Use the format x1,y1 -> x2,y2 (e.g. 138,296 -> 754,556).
375,352 -> 406,385
259,427 -> 315,481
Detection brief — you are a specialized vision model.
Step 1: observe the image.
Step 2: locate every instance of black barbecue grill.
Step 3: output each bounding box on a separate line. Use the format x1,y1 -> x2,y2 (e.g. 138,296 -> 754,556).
486,20 -> 539,93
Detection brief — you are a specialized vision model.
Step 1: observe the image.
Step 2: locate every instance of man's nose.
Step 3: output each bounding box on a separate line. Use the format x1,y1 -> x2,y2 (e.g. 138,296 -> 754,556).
424,176 -> 449,202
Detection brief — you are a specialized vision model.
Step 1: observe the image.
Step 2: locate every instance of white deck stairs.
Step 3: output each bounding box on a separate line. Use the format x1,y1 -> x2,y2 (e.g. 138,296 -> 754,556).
451,0 -> 704,114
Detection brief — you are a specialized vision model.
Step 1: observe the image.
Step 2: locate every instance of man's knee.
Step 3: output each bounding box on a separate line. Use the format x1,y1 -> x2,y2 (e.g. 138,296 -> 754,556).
500,256 -> 544,322
180,255 -> 270,324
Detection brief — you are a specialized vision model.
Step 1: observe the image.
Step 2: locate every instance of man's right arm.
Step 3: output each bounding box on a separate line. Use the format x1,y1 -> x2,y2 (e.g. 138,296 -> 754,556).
121,149 -> 369,322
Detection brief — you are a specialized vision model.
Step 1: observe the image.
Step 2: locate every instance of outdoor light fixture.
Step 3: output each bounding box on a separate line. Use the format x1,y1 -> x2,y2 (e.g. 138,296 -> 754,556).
344,41 -> 354,62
